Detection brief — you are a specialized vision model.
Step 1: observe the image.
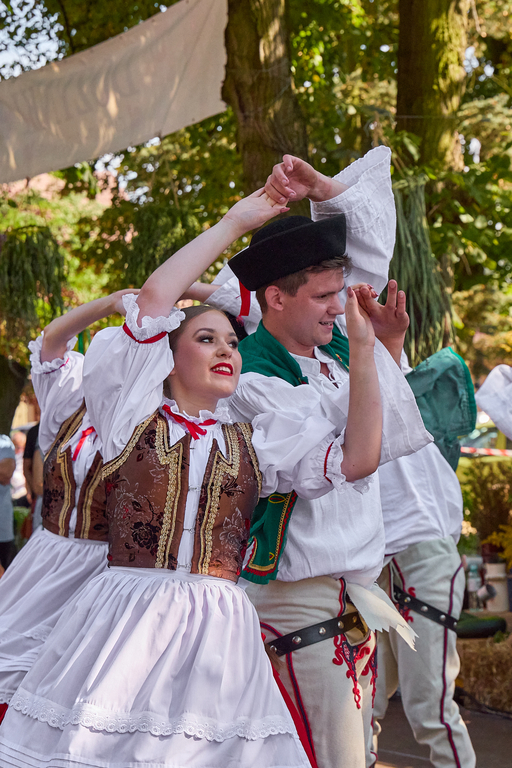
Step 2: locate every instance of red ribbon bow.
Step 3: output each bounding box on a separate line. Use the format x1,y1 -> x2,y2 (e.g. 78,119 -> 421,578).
72,426 -> 96,461
162,405 -> 216,440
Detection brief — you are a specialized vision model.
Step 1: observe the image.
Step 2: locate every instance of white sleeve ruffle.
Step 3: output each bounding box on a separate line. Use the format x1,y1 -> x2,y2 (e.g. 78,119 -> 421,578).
29,333 -> 85,454
311,146 -> 395,297
207,275 -> 262,336
324,433 -> 374,495
123,293 -> 185,340
83,303 -> 184,463
28,333 -> 78,375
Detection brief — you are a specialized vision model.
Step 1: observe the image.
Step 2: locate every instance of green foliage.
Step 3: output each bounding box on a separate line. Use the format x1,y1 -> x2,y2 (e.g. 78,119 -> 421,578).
289,0 -> 398,168
3,0 -> 512,377
53,162 -> 100,199
0,226 -> 64,335
452,284 -> 512,377
0,185 -> 110,363
426,151 -> 512,292
389,175 -> 451,365
459,459 -> 512,543
486,524 -> 512,570
76,111 -> 245,288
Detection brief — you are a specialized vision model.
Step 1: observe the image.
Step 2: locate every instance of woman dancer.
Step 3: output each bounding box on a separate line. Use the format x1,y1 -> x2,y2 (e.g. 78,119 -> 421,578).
0,190 -> 382,767
0,290 -> 132,719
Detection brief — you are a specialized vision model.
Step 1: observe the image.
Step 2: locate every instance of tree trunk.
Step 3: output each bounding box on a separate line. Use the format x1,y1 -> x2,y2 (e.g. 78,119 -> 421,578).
222,0 -> 310,215
0,355 -> 27,436
396,0 -> 470,169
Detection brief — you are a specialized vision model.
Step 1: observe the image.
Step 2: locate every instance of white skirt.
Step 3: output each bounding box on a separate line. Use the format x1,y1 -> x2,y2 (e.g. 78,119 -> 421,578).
0,528 -> 108,703
0,567 -> 309,768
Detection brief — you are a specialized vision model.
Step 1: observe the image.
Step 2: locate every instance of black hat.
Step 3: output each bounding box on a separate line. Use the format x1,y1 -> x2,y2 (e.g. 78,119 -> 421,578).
228,214 -> 347,291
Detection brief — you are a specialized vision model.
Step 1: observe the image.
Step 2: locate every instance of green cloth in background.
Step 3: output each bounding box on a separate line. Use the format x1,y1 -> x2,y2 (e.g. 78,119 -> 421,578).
405,347 -> 477,470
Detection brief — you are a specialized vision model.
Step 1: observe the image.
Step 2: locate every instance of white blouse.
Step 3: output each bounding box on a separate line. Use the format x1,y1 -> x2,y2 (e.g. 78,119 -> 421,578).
82,297 -> 362,539
29,334 -> 103,538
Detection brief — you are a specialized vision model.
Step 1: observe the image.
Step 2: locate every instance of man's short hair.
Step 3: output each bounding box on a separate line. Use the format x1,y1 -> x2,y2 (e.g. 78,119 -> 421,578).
255,254 -> 352,313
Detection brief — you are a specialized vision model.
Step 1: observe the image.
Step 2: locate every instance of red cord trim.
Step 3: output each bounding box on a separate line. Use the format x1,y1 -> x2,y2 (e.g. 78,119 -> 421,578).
323,441 -> 334,483
122,324 -> 167,344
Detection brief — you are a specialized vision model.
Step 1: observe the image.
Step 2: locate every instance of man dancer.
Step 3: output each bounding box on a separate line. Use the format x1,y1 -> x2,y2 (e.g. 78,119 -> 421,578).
371,398 -> 476,768
203,147 -> 432,768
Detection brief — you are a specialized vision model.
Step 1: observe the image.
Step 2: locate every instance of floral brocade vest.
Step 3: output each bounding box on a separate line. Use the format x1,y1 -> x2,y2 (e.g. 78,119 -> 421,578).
102,412 -> 262,582
42,403 -> 108,541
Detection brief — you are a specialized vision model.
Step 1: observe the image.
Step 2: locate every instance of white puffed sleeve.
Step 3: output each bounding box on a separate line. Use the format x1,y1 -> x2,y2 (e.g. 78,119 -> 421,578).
230,374 -> 371,498
475,364 -> 512,441
208,267 -> 261,336
28,333 -> 85,454
311,145 -> 395,297
82,294 -> 184,463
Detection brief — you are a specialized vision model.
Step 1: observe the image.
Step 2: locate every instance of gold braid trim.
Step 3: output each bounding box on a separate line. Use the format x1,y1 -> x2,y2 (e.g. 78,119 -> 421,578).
197,424 -> 240,574
237,421 -> 262,496
79,454 -> 103,539
101,413 -> 156,480
154,417 -> 183,569
53,404 -> 86,536
45,402 -> 86,462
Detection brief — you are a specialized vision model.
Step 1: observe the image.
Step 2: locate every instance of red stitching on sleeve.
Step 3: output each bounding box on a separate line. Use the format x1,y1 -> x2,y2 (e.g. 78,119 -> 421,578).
324,441 -> 334,483
43,357 -> 69,374
122,324 -> 168,344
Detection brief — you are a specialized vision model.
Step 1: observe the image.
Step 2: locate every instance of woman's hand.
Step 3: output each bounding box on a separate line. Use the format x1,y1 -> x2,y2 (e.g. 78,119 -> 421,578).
111,288 -> 140,316
222,188 -> 289,238
344,286 -> 375,349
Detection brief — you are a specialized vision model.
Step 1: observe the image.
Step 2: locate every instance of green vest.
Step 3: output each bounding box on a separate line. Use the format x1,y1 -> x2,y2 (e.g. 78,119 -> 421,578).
240,322 -> 476,584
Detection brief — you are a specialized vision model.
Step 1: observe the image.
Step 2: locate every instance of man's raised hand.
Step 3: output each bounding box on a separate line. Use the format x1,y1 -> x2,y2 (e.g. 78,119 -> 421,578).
352,280 -> 409,365
344,286 -> 376,350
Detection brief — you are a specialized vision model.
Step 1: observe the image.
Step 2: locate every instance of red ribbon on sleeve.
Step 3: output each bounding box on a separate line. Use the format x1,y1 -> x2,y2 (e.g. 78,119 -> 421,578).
237,281 -> 252,324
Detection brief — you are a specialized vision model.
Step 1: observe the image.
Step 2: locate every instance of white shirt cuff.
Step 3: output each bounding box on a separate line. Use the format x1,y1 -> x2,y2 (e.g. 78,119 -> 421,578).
122,293 -> 185,342
324,432 -> 374,495
311,146 -> 392,219
29,333 -> 78,374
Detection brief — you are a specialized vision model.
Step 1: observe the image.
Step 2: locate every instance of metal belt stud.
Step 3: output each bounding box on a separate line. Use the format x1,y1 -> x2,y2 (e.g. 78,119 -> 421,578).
440,615 -> 446,621
292,636 -> 302,645
404,596 -> 411,603
337,619 -> 344,629
421,605 -> 428,612
318,627 -> 326,635
269,645 -> 277,653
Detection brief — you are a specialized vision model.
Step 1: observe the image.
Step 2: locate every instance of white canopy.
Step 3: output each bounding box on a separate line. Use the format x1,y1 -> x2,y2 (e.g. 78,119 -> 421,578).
0,0 -> 227,182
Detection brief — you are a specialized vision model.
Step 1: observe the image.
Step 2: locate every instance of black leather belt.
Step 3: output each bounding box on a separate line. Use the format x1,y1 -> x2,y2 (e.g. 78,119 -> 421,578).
393,585 -> 458,632
266,611 -> 367,657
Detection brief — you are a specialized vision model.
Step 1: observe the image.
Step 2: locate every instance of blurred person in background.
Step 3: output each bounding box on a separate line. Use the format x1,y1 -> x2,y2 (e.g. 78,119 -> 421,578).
0,436 -> 16,571
22,422 -> 39,507
10,431 -> 29,509
31,439 -> 44,532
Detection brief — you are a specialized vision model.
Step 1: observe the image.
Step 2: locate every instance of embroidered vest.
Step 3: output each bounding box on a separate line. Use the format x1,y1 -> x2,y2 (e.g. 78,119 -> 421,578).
102,412 -> 262,582
42,403 -> 108,541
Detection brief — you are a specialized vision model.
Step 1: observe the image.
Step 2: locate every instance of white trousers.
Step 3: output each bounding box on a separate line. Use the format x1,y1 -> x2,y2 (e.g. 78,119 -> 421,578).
247,576 -> 376,768
371,537 -> 476,768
